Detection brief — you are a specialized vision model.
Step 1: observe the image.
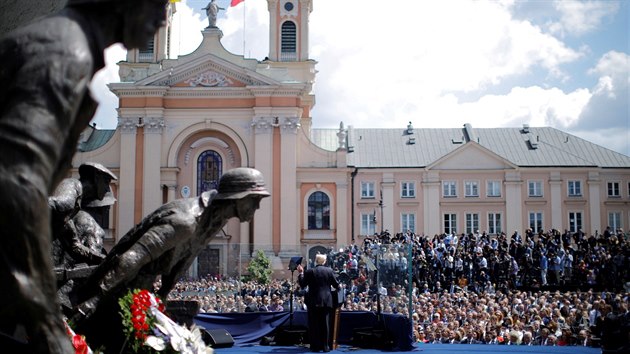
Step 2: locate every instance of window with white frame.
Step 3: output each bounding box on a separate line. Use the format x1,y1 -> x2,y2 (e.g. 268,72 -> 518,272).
443,181 -> 457,197
465,213 -> 479,235
401,213 -> 416,233
528,180 -> 543,197
568,180 -> 582,197
569,211 -> 583,233
361,181 -> 375,198
464,181 -> 479,197
360,213 -> 376,235
608,212 -> 622,231
488,213 -> 502,235
607,182 -> 620,197
487,180 -> 501,197
444,213 -> 457,235
529,212 -> 543,233
401,181 -> 416,198
307,191 -> 330,230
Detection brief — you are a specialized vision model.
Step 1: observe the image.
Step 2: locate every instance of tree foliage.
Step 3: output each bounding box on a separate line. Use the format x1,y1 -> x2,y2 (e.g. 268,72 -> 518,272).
247,249 -> 273,285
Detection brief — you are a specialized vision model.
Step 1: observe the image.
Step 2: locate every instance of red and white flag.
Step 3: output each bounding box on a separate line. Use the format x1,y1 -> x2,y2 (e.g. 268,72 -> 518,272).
231,0 -> 245,7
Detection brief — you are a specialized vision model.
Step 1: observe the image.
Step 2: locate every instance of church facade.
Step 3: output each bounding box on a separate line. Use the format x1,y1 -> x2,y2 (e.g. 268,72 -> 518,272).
72,0 -> 630,275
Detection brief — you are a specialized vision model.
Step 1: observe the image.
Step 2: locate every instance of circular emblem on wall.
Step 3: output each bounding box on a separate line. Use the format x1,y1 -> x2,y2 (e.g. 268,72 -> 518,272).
181,185 -> 191,198
284,2 -> 294,11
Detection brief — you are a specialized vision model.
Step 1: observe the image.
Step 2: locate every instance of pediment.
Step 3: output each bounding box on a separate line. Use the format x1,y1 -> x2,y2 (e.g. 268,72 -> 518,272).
429,142 -> 516,170
135,54 -> 279,88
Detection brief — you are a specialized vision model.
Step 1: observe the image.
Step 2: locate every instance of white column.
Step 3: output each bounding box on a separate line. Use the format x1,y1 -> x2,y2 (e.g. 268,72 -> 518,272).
588,171 -> 601,234
267,0 -> 279,61
336,180 -> 349,246
279,117 -> 299,254
298,0 -> 311,60
117,117 -> 138,239
505,171 -> 523,233
143,117 -> 165,215
166,184 -> 177,203
252,117 -> 274,252
381,173 -> 395,233
422,172 -> 440,235
549,172 -> 562,229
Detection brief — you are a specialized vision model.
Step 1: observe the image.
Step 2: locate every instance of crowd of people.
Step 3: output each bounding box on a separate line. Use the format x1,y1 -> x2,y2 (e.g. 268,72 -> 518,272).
162,227 -> 629,348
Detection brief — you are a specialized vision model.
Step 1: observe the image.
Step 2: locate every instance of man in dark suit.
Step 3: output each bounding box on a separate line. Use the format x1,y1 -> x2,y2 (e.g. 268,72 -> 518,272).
297,254 -> 340,352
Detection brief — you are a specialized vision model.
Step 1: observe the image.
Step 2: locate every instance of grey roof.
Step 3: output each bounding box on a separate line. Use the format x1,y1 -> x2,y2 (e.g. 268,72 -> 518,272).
311,125 -> 630,169
78,129 -> 116,152
310,128 -> 340,151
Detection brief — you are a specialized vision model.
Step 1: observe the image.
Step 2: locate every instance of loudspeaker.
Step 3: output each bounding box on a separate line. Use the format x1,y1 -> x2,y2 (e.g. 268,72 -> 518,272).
351,327 -> 394,350
273,325 -> 308,346
289,256 -> 303,271
201,328 -> 234,348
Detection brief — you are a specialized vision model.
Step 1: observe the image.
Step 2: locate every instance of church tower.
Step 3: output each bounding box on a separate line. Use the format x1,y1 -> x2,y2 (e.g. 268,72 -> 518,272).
265,0 -> 316,123
268,0 -> 311,61
118,3 -> 176,82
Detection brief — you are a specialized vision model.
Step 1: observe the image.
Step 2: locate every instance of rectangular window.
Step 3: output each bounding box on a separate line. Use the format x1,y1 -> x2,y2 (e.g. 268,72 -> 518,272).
528,181 -> 543,197
361,181 -> 375,198
465,213 -> 479,235
529,212 -> 543,233
401,181 -> 416,198
487,180 -> 501,197
444,213 -> 457,235
608,212 -> 622,231
443,181 -> 457,197
568,180 -> 582,197
360,213 -> 376,235
569,212 -> 583,233
608,182 -> 620,197
401,213 -> 416,233
488,213 -> 502,235
464,181 -> 479,197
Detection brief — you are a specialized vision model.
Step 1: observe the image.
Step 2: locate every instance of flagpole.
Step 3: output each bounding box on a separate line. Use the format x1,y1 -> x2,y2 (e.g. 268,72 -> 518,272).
242,0 -> 246,56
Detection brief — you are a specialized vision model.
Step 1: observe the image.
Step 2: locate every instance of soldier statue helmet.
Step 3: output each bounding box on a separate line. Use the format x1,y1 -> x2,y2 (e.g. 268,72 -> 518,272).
215,167 -> 270,200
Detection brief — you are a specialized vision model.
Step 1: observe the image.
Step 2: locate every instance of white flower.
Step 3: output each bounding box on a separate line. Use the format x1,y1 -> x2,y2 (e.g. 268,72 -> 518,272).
145,335 -> 166,351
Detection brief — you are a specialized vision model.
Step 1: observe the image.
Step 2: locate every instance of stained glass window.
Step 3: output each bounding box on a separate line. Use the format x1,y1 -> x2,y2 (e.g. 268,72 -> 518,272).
197,150 -> 222,195
307,191 -> 330,230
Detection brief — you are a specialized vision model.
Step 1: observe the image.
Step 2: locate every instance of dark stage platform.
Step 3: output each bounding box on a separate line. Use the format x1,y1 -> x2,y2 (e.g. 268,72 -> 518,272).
194,310 -> 413,351
211,343 -> 601,354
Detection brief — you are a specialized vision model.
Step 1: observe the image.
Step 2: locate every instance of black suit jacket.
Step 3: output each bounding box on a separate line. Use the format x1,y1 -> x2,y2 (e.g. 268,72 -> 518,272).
298,264 -> 340,308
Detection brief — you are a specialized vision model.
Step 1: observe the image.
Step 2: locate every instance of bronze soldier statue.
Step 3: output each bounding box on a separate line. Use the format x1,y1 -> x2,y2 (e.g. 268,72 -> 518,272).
71,167 -> 269,351
0,1 -> 167,352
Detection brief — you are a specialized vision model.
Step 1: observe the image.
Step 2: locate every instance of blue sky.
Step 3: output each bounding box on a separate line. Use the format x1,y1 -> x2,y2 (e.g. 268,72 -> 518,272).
91,0 -> 629,156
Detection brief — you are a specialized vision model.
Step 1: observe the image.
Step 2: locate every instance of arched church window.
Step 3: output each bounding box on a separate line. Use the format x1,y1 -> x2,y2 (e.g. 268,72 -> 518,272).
281,21 -> 296,61
308,191 -> 330,230
197,150 -> 222,195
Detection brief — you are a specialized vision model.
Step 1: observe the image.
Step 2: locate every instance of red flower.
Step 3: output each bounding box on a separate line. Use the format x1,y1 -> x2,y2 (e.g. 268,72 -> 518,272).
72,334 -> 89,354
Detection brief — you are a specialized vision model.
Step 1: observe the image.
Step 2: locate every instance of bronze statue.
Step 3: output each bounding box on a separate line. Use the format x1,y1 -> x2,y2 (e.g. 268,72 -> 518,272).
0,0 -> 167,352
50,162 -> 117,270
70,167 -> 269,351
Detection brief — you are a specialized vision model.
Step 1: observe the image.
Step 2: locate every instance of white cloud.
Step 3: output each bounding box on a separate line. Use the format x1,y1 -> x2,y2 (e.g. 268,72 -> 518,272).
90,44 -> 126,129
575,51 -> 630,155
88,0 -> 627,155
550,0 -> 620,37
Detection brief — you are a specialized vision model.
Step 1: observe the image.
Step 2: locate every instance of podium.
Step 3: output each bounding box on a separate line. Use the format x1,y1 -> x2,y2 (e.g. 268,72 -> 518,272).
330,289 -> 344,349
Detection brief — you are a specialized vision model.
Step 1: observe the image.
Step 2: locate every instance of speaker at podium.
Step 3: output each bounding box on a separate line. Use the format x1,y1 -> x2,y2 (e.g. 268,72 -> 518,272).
201,328 -> 234,348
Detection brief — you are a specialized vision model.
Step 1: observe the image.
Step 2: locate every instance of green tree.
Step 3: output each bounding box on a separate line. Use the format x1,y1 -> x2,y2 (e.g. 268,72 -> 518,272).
247,249 -> 273,285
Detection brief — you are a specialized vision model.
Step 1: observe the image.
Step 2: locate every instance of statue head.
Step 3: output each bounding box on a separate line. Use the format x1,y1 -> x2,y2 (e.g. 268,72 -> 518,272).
67,0 -> 168,50
214,168 -> 269,222
79,162 -> 118,207
215,168 -> 270,200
